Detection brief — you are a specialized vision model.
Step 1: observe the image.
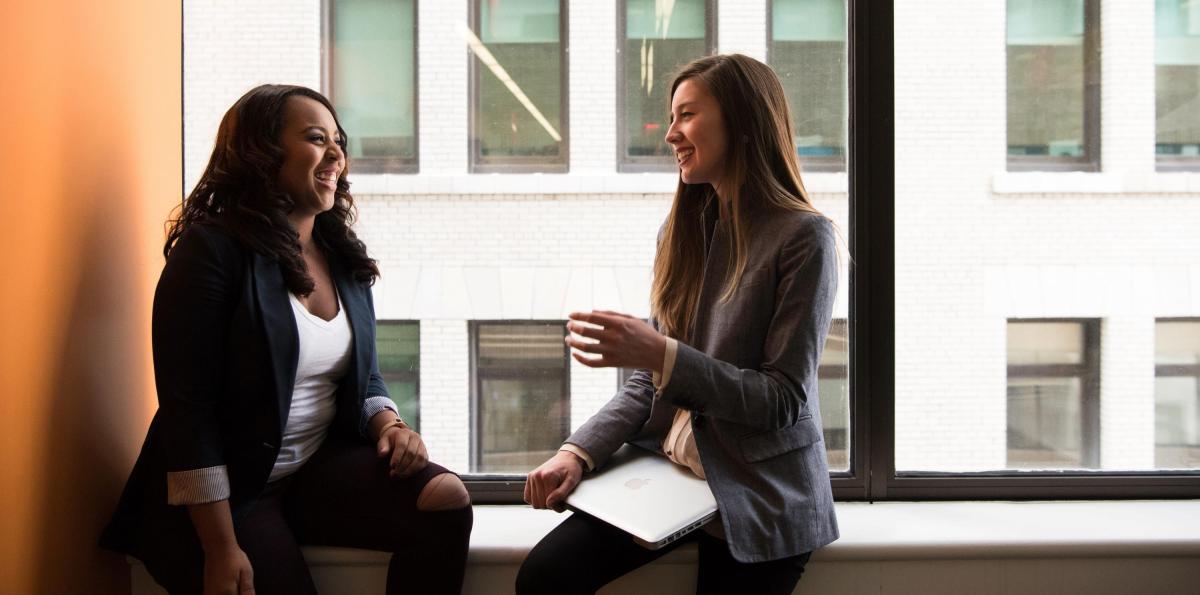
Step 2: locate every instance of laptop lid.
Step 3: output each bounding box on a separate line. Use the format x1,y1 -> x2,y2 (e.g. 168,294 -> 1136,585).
565,444 -> 718,548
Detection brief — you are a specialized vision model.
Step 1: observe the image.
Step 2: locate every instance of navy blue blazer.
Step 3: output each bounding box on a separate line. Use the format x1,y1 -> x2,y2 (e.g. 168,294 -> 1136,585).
101,222 -> 388,555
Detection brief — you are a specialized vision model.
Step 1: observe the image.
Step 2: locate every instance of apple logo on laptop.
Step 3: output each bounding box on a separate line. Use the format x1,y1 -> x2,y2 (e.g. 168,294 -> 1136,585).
624,478 -> 651,490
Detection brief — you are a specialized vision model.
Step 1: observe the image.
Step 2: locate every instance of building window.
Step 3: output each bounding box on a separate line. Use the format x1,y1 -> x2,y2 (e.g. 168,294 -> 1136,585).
1155,319 -> 1200,469
618,0 -> 715,172
768,0 -> 847,172
1006,320 -> 1100,469
468,0 -> 568,173
470,321 -> 570,474
819,319 -> 849,471
376,321 -> 421,431
1156,0 -> 1200,171
1006,0 -> 1100,171
325,0 -> 418,173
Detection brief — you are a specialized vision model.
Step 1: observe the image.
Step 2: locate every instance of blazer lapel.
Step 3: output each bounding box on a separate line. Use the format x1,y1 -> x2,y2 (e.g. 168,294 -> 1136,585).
252,253 -> 299,437
332,261 -> 368,404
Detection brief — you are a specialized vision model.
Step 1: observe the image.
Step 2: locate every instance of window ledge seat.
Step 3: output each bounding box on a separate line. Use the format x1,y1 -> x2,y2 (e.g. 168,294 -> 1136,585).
129,500 -> 1200,594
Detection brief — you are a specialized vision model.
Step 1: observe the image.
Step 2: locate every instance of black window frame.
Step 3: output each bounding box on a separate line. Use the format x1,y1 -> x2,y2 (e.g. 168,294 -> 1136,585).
468,0 -> 570,174
320,0 -> 420,174
466,320 -> 571,490
615,0 -> 718,173
460,0 -> 1200,503
1005,0 -> 1101,173
764,0 -> 848,173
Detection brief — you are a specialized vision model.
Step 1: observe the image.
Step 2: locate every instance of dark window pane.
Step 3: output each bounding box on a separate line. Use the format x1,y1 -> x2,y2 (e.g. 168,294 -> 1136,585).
818,319 -> 849,471
330,0 -> 417,167
1007,377 -> 1083,467
1155,320 -> 1200,469
473,322 -> 569,473
1155,0 -> 1200,163
770,0 -> 847,170
1006,321 -> 1098,469
472,0 -> 565,168
621,0 -> 709,165
377,321 -> 420,431
1006,0 -> 1091,162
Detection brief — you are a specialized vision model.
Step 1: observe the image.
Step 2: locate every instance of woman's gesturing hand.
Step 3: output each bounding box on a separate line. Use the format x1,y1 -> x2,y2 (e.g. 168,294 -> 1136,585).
377,424 -> 429,479
565,310 -> 667,372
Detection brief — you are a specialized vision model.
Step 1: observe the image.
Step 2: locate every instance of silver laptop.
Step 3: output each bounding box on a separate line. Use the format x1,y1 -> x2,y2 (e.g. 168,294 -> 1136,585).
565,444 -> 718,549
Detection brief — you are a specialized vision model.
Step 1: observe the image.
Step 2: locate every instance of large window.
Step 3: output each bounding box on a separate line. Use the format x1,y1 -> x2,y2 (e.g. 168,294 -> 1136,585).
618,0 -> 715,171
469,0 -> 567,172
325,0 -> 418,173
1006,321 -> 1100,470
768,0 -> 847,172
1156,0 -> 1200,171
183,0 -> 1200,502
470,322 -> 570,474
1006,0 -> 1100,171
376,321 -> 421,431
1156,319 -> 1200,469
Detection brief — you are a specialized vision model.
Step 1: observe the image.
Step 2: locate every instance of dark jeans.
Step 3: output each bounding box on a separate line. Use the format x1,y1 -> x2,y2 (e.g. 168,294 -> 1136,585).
141,436 -> 473,595
515,513 -> 811,595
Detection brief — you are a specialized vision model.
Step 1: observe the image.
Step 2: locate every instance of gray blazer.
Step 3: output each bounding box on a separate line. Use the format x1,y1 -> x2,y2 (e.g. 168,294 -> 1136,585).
566,202 -> 839,563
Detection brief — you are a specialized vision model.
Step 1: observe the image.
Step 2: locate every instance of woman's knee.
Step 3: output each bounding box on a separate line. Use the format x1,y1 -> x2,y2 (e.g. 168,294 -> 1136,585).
416,472 -> 471,511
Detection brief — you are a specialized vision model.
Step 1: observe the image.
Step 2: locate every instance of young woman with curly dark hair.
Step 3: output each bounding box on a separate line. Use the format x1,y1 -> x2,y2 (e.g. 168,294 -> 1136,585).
101,84 -> 472,595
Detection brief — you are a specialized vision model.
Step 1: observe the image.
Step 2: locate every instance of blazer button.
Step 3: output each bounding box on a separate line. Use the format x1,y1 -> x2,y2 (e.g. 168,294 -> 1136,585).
693,415 -> 706,429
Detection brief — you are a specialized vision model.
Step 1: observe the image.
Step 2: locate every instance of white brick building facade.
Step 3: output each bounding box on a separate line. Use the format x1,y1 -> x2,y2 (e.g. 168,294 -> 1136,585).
184,0 -> 1200,473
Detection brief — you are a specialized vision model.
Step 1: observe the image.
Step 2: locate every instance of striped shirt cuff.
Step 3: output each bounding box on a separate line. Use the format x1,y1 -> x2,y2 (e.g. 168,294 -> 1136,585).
559,442 -> 595,472
167,465 -> 230,505
360,395 -> 400,436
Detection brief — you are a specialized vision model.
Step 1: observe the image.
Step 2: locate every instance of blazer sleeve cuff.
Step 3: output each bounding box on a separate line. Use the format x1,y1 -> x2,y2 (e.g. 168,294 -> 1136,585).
559,443 -> 596,472
652,337 -> 679,396
360,395 -> 400,436
167,465 -> 230,506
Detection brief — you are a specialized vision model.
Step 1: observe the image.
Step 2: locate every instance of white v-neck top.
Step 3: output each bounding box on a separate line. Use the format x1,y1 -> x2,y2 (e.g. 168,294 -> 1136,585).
269,292 -> 354,482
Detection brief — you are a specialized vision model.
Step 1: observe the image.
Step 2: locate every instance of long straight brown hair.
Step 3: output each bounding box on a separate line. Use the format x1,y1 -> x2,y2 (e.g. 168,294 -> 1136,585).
652,54 -> 824,341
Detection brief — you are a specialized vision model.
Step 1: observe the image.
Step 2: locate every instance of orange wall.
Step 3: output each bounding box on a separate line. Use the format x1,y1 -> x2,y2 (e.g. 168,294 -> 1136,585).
0,2 -> 180,594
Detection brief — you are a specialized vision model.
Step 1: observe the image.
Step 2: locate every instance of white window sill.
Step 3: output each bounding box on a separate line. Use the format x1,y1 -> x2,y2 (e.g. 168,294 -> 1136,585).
296,500 -> 1200,567
992,171 -> 1200,195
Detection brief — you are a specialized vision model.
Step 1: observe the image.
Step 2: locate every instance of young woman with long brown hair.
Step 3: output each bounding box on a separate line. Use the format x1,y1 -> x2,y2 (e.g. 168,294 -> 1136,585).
101,84 -> 472,595
519,54 -> 840,594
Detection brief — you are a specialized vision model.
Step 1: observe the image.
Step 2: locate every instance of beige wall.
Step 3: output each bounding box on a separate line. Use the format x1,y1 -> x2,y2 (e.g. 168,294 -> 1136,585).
0,1 -> 180,593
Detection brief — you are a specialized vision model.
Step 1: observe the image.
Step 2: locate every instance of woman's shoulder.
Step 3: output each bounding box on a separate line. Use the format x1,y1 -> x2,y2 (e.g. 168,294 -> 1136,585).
758,208 -> 835,249
167,219 -> 248,267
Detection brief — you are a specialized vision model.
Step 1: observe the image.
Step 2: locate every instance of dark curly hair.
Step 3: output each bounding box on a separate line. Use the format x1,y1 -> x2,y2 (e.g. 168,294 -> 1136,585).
165,84 -> 379,294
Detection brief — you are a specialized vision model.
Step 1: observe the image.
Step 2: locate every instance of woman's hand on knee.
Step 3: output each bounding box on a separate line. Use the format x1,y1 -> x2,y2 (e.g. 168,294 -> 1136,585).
377,425 -> 429,478
524,451 -> 583,512
202,545 -> 255,595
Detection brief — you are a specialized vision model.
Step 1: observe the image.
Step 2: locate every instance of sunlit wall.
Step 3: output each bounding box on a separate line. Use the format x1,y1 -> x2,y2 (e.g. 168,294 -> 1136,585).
0,2 -> 180,593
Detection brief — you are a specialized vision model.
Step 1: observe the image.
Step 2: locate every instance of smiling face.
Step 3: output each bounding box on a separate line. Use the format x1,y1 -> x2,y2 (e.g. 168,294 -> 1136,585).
665,78 -> 728,190
276,95 -> 345,217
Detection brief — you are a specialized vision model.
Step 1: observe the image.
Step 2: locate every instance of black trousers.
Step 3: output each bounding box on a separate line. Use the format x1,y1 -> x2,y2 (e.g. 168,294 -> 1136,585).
140,436 -> 473,595
515,513 -> 811,595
